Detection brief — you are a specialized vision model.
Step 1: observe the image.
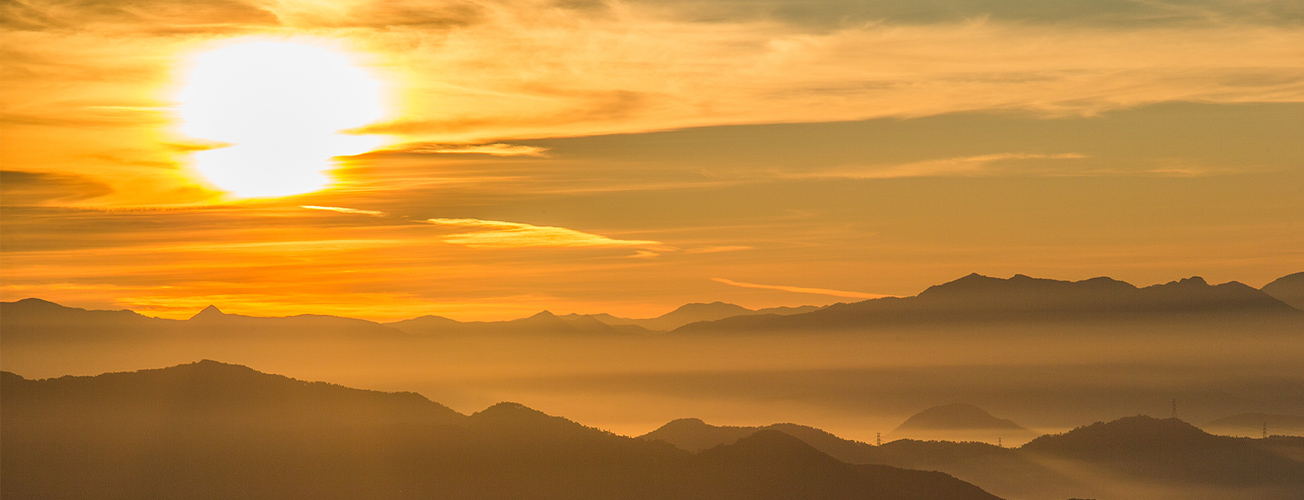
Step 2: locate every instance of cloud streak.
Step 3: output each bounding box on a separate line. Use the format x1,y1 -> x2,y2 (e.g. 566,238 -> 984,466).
425,218 -> 662,249
300,205 -> 387,216
712,278 -> 890,299
399,143 -> 550,157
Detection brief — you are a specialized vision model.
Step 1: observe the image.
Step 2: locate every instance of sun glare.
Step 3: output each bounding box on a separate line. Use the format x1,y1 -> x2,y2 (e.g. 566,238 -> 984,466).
177,41 -> 386,198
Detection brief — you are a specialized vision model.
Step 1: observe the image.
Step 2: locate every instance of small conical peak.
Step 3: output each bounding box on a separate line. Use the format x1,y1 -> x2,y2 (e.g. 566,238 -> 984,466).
190,305 -> 226,320
529,310 -> 557,319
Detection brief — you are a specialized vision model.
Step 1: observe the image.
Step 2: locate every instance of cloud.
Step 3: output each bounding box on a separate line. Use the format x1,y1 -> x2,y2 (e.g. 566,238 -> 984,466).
300,205 -> 387,216
425,218 -> 663,249
808,153 -> 1089,179
0,170 -> 113,205
684,245 -> 754,254
398,143 -> 550,157
712,278 -> 890,299
1,0 -> 280,33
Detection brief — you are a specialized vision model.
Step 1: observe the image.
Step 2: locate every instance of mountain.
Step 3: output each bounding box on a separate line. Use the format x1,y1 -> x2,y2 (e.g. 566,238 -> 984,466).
641,418 -> 762,452
888,404 -> 1036,443
0,297 -> 178,342
674,274 -> 1303,334
1,359 -> 465,427
642,414 -> 1304,500
1262,272 -> 1304,311
1022,416 -> 1304,485
585,302 -> 821,331
1204,413 -> 1304,437
186,305 -> 408,339
1,361 -> 999,500
387,310 -> 654,336
0,298 -> 408,344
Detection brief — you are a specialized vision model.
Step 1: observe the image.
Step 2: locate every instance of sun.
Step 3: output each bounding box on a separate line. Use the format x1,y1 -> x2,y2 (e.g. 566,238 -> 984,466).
177,40 -> 386,198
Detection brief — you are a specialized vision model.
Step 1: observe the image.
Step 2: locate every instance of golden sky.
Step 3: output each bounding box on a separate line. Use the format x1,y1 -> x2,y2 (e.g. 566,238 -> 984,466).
2,0 -> 1302,320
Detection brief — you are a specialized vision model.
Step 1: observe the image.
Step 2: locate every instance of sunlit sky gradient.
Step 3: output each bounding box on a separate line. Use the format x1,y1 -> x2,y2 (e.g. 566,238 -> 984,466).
2,0 -> 1302,320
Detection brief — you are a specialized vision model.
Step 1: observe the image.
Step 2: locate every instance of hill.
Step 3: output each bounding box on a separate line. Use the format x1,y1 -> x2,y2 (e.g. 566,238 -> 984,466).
387,310 -> 655,336
1022,416 -> 1304,485
674,274 -> 1303,334
1262,272 -> 1304,311
584,302 -> 820,331
1,361 -> 999,500
1205,413 -> 1304,437
887,404 -> 1036,443
0,299 -> 408,344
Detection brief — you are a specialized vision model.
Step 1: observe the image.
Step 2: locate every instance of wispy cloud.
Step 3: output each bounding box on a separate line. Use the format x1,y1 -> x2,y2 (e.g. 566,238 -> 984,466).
399,143 -> 550,157
807,153 -> 1089,179
301,205 -> 387,216
712,278 -> 890,299
425,218 -> 662,249
684,245 -> 754,254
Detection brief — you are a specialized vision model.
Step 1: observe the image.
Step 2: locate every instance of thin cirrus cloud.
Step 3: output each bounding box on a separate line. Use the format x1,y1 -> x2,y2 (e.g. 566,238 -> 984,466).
712,278 -> 890,300
803,153 -> 1090,179
425,218 -> 663,249
399,143 -> 550,157
300,205 -> 387,216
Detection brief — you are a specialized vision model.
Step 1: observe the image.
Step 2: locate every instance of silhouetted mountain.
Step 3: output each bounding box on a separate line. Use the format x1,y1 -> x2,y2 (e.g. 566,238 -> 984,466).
387,310 -> 654,336
1,359 -> 464,427
588,302 -> 821,331
2,362 -> 999,500
695,430 -> 999,500
0,297 -> 178,342
1205,413 -> 1304,436
0,299 -> 407,344
1262,272 -> 1304,311
1022,416 -> 1304,485
887,404 -> 1035,443
894,404 -> 1024,431
643,414 -> 1304,500
674,274 -> 1302,333
186,305 -> 407,338
641,417 -> 761,452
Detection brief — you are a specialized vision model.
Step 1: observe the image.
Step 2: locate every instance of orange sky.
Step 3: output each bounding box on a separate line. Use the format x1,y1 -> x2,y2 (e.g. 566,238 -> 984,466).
2,0 -> 1302,320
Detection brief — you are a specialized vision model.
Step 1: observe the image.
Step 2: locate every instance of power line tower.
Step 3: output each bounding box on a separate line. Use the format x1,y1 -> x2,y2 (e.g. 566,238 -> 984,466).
876,432 -> 881,446
1263,422 -> 1268,439
1171,398 -> 1176,419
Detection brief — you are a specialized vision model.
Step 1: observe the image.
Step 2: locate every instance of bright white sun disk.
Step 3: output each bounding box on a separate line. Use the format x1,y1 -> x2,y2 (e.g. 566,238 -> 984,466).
178,41 -> 385,198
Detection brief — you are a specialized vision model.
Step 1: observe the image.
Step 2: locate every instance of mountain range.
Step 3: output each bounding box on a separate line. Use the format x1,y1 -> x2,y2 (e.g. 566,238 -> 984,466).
3,272 -> 1300,343
8,360 -> 1295,500
674,273 -> 1303,334
640,409 -> 1304,500
2,360 -> 999,500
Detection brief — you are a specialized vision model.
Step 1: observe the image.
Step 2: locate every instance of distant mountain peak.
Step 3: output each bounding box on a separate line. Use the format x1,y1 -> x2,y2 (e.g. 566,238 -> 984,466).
894,403 -> 1025,432
190,305 -> 226,320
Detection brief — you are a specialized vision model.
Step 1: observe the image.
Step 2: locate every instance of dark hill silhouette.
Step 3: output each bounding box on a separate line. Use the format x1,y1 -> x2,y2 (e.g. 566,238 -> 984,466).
0,359 -> 465,427
1,361 -> 999,500
696,430 -> 998,500
584,302 -> 821,331
1205,413 -> 1304,436
185,305 -> 407,338
1262,272 -> 1304,311
888,404 -> 1036,443
0,297 -> 179,342
642,414 -> 1304,500
893,404 -> 1024,431
674,274 -> 1302,333
387,310 -> 654,336
641,418 -> 761,452
1022,416 -> 1304,485
0,299 -> 408,344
